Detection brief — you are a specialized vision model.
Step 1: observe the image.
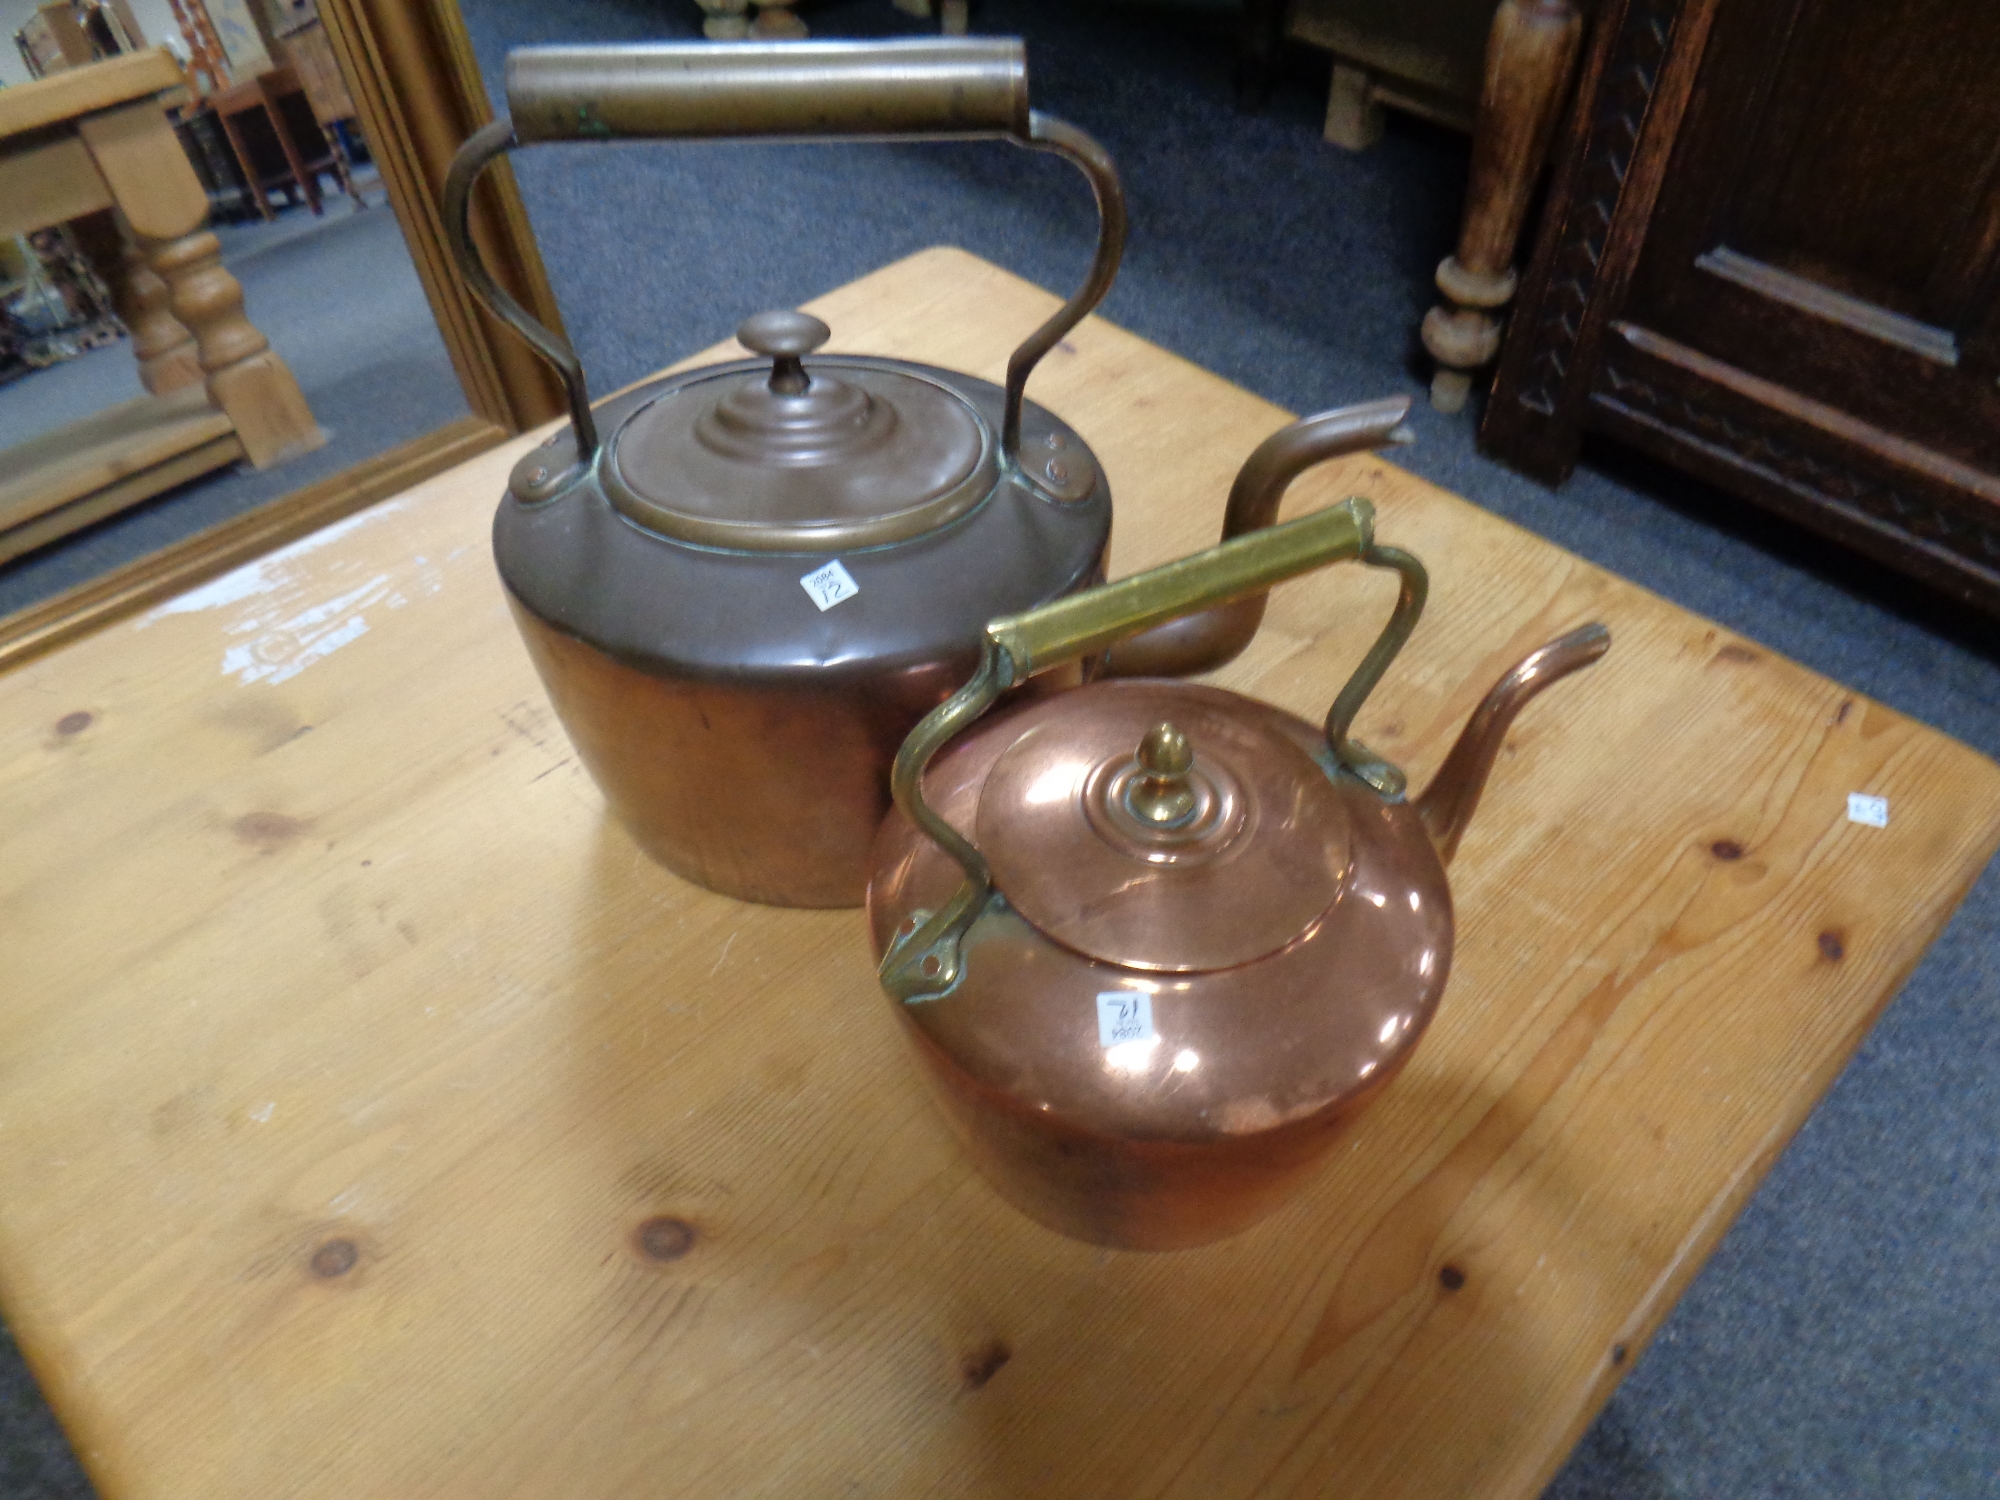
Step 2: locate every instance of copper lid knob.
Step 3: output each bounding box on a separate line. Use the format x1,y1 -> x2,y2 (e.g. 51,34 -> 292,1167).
606,303 -> 996,551
1126,722 -> 1197,826
737,309 -> 831,395
971,688 -> 1354,972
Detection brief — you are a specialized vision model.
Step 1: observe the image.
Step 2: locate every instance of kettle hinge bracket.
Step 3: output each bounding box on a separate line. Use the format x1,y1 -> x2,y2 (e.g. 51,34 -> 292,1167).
880,890 -> 1009,1004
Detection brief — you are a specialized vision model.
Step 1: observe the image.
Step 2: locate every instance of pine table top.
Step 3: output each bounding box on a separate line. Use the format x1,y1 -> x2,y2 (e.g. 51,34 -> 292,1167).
2,247 -> 1995,1500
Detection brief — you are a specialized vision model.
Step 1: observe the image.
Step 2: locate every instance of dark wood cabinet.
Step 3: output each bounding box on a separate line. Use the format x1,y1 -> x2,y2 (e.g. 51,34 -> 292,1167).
1483,0 -> 2000,614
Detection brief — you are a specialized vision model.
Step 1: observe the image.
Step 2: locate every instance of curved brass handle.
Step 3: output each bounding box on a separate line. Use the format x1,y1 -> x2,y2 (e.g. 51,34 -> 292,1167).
883,496 -> 1418,1000
1101,397 -> 1416,678
442,38 -> 1127,471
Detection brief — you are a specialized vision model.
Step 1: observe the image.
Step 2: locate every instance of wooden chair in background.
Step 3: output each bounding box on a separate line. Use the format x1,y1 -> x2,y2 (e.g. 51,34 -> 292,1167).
209,63 -> 360,220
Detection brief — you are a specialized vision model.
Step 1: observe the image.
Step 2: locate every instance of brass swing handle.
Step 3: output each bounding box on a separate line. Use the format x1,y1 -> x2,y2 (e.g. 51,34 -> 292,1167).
443,38 -> 1126,469
883,496 -> 1426,1001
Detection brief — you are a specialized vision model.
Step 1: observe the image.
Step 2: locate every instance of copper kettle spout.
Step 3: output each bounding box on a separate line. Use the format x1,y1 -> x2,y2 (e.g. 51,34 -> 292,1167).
1415,624 -> 1611,865
1101,397 -> 1414,678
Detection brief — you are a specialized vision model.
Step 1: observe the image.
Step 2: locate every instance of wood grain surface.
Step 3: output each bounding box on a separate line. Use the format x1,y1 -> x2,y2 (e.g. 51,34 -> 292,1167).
0,47 -> 183,141
0,387 -> 237,539
2,248 -> 1995,1500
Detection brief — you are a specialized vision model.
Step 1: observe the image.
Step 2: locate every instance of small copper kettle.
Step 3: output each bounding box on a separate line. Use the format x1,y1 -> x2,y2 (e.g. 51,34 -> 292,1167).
444,38 -> 1410,908
867,459 -> 1610,1250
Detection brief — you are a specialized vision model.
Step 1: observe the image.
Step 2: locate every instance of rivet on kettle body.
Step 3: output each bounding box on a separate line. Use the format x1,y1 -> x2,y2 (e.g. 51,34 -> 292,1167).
1027,442 -> 1098,504
508,437 -> 586,504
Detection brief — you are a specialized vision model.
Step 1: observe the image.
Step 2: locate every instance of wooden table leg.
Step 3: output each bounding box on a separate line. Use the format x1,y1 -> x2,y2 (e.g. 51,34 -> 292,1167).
695,0 -> 750,39
214,107 -> 275,221
77,101 -> 323,469
1421,0 -> 1584,413
69,207 -> 203,396
1323,62 -> 1386,151
750,1 -> 807,39
324,127 -> 366,209
261,93 -> 324,217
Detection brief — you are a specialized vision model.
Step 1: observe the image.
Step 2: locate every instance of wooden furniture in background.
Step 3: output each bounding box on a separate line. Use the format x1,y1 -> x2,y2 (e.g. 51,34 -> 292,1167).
1289,0 -> 1500,146
1283,0 -> 1592,413
172,107 -> 260,219
276,15 -> 356,122
274,15 -> 369,200
210,63 -> 361,217
1420,0 -> 1584,413
692,0 -> 966,40
3,246 -> 1995,1500
15,11 -> 70,75
1484,0 -> 2000,616
0,48 -> 322,563
13,0 -> 145,77
692,0 -> 804,39
0,0 -> 570,664
311,0 -> 563,441
163,0 -> 232,95
19,2 -> 95,74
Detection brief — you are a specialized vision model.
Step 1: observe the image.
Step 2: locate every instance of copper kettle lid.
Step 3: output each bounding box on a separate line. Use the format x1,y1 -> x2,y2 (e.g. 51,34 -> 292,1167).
604,310 -> 1000,551
976,681 -> 1352,972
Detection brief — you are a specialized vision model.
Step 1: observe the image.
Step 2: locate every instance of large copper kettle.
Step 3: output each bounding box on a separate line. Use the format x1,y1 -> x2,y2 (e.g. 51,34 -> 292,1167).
867,446 -> 1610,1250
443,38 -> 1408,907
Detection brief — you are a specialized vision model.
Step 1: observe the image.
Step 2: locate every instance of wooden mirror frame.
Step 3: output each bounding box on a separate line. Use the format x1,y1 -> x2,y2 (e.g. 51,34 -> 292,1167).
0,0 -> 565,668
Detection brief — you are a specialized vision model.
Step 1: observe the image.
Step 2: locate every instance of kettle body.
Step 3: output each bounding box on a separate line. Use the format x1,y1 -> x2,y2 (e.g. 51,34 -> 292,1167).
867,475 -> 1609,1248
868,680 -> 1453,1247
495,354 -> 1109,905
446,39 -> 1127,906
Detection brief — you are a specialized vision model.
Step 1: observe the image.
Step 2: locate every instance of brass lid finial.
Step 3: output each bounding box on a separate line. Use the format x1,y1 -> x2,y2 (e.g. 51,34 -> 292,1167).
1128,722 -> 1197,825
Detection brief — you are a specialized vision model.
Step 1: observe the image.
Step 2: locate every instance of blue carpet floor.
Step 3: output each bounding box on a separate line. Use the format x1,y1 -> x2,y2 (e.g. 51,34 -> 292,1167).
2,2 -> 1995,1495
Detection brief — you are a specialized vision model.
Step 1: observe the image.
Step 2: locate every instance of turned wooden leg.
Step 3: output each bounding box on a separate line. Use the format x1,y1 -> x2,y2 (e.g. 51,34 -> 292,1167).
69,209 -> 202,396
264,97 -> 325,217
1324,63 -> 1385,151
216,109 -> 276,221
147,229 -> 324,467
326,129 -> 367,210
78,99 -> 323,469
116,236 -> 205,395
694,0 -> 750,38
1421,0 -> 1584,413
750,1 -> 807,39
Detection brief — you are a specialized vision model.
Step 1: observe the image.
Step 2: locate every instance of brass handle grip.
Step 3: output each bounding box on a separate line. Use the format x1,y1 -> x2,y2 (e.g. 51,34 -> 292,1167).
442,39 -> 1125,470
881,498 -> 1377,1001
990,496 -> 1374,679
506,38 -> 1030,142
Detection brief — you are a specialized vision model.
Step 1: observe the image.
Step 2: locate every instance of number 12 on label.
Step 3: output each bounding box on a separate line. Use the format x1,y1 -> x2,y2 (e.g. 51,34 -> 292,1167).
1096,991 -> 1156,1048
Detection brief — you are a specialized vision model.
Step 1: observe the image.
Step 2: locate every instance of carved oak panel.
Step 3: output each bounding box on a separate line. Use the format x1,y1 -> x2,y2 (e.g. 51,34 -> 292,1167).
1485,0 -> 2000,614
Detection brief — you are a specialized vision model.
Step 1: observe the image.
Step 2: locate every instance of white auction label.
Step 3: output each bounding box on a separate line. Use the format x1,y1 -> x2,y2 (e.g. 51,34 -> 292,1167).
1847,792 -> 1889,828
799,559 -> 860,611
1096,991 -> 1156,1049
